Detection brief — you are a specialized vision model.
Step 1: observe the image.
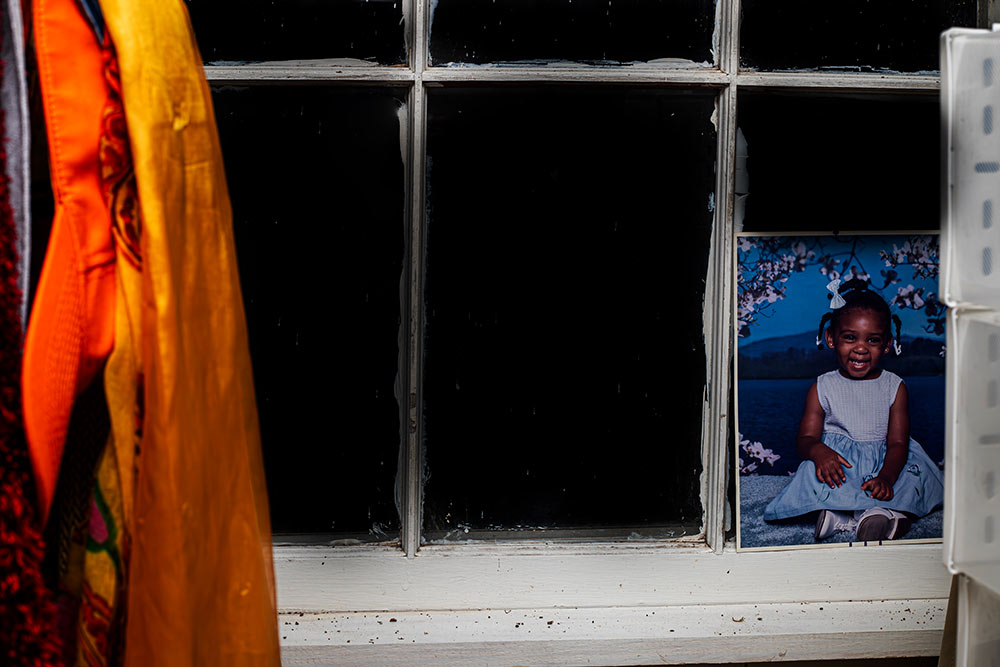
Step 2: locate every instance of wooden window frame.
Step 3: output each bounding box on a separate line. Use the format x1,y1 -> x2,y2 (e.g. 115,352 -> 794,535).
205,0 -> 974,662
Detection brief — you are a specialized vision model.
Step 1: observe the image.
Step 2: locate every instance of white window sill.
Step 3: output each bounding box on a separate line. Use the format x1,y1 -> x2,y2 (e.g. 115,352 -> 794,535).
274,540 -> 950,665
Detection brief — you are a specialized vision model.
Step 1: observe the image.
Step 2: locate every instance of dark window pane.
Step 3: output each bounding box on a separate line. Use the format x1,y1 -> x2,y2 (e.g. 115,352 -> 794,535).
187,0 -> 406,65
423,89 -> 714,536
429,0 -> 716,66
214,86 -> 406,536
740,0 -> 976,72
738,92 -> 939,233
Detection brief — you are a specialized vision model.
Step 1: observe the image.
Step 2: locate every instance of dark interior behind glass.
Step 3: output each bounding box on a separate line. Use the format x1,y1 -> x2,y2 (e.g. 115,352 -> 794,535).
740,0 -> 976,72
188,0 -> 406,65
422,88 -> 714,537
738,92 -> 940,233
430,0 -> 716,66
214,86 -> 405,536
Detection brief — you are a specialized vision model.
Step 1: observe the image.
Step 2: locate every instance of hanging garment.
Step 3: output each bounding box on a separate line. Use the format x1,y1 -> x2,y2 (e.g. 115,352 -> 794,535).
2,0 -> 30,328
0,1 -> 62,663
95,0 -> 280,664
23,0 -> 116,525
25,9 -> 130,664
77,432 -> 129,666
43,368 -> 110,666
74,27 -> 139,666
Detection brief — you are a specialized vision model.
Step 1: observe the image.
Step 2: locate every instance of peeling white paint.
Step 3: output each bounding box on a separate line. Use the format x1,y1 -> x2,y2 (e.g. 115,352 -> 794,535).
274,542 -> 949,612
273,539 -> 950,663
743,65 -> 941,77
426,0 -> 437,57
402,0 -> 412,61
278,599 -> 946,648
709,0 -> 720,66
645,57 -> 713,68
735,194 -> 747,233
734,127 -> 748,194
277,600 -> 945,666
434,58 -> 713,69
234,58 -> 380,68
396,100 -> 408,168
734,127 -> 748,232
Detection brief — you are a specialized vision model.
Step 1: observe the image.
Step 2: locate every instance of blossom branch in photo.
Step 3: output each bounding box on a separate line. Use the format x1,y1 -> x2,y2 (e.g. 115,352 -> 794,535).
879,237 -> 945,336
738,235 -> 943,339
738,433 -> 781,476
738,236 -> 870,338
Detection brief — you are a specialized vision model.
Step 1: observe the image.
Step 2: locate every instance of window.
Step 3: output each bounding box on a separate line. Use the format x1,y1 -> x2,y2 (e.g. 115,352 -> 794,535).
214,85 -> 406,538
196,1 -> 724,551
421,88 -> 712,540
189,0 -> 975,661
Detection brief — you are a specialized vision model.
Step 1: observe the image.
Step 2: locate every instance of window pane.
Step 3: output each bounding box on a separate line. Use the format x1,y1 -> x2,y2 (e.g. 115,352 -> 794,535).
737,92 -> 939,233
422,89 -> 714,536
187,0 -> 406,65
740,0 -> 976,73
429,0 -> 716,66
214,86 -> 406,536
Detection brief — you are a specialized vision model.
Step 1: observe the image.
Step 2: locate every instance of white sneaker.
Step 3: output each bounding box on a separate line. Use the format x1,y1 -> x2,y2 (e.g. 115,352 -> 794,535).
814,509 -> 857,540
855,508 -> 912,541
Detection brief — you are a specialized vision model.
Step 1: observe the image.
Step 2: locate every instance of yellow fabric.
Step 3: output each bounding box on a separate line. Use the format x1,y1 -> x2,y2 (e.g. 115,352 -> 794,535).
78,29 -> 139,667
103,202 -> 140,539
77,441 -> 127,666
94,1 -> 280,664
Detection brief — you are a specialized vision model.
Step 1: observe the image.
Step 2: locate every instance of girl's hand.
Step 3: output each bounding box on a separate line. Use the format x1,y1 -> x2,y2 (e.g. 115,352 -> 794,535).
797,383 -> 852,488
809,443 -> 852,488
861,476 -> 894,501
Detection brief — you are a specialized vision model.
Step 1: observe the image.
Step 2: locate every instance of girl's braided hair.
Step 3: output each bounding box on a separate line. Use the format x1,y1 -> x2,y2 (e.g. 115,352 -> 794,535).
815,278 -> 902,356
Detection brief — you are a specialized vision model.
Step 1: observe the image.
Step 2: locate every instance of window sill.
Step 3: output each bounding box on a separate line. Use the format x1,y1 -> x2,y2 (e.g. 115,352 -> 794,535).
274,540 -> 950,665
279,599 -> 944,665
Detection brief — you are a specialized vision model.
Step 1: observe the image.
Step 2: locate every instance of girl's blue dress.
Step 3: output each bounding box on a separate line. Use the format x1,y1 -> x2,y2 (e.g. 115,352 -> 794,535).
764,370 -> 944,521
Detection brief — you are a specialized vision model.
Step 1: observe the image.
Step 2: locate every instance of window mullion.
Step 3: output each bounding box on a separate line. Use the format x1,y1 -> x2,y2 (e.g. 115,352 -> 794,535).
702,81 -> 737,553
402,0 -> 430,558
699,0 -> 741,554
202,66 -> 415,84
719,0 -> 741,74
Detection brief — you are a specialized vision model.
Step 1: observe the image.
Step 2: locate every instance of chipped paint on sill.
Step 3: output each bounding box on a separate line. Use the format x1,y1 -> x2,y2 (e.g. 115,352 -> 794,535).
431,57 -> 714,69
739,64 -> 940,77
422,524 -> 700,545
208,58 -> 384,68
277,599 -> 947,649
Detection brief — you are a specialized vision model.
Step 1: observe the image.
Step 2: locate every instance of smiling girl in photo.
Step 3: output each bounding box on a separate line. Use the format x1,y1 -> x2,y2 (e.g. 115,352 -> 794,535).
763,278 -> 945,542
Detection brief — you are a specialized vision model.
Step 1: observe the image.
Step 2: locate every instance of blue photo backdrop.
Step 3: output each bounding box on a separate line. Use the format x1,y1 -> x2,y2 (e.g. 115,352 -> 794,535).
736,234 -> 945,479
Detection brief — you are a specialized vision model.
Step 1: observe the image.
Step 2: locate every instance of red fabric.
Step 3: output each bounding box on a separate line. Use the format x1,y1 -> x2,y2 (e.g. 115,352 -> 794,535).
0,7 -> 63,663
22,0 -> 117,524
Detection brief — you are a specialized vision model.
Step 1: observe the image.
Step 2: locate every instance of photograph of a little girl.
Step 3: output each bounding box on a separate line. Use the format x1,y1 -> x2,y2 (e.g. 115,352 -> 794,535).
735,234 -> 946,550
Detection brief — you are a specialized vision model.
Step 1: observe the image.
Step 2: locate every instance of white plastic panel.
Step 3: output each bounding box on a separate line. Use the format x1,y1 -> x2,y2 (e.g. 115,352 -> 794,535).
942,29 -> 1000,309
945,311 -> 1000,595
957,575 -> 1000,666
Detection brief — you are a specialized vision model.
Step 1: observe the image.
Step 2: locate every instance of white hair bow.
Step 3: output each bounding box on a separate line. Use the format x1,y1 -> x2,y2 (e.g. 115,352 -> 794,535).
827,279 -> 846,309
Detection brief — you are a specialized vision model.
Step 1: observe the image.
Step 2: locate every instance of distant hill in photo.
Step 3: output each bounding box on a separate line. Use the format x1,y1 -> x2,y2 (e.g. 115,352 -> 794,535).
738,331 -> 945,379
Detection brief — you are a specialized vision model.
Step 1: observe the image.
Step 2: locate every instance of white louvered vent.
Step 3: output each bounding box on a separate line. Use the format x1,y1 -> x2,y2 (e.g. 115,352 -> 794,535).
941,27 -> 1000,598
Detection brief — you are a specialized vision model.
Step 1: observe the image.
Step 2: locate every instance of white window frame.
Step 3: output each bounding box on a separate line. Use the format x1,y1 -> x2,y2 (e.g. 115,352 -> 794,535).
205,0 -> 969,662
